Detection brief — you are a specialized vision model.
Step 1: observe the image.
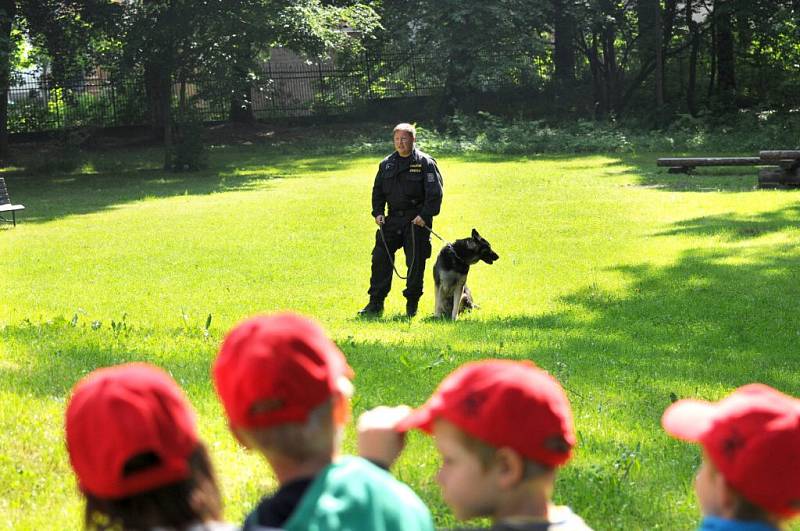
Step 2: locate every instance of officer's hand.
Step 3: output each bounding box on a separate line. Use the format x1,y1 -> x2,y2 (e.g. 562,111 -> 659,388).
374,215 -> 385,226
357,405 -> 412,469
411,215 -> 426,227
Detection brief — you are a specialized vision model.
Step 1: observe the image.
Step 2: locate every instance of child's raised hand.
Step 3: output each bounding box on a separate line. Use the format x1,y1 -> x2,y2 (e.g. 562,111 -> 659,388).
357,405 -> 412,469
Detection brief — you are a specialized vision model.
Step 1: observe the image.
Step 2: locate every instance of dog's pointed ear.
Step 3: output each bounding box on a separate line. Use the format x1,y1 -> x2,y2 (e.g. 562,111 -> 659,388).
472,228 -> 480,239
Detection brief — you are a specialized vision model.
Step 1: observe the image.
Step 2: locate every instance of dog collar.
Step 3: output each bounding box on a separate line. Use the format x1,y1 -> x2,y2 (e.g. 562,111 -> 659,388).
448,243 -> 467,264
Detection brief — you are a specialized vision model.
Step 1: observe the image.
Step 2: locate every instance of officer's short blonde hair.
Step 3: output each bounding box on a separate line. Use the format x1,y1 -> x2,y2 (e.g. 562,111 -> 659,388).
393,123 -> 416,139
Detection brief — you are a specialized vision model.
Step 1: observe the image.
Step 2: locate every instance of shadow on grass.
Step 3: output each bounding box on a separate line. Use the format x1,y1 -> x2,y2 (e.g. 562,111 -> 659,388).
606,153 -> 763,192
657,203 -> 800,240
6,236 -> 800,400
5,143 -> 777,226
1,147 -> 308,224
4,174 -> 280,226
0,142 -> 385,224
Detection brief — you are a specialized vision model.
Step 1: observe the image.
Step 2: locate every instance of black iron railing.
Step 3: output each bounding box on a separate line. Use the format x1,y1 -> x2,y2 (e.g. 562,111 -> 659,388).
7,52 -> 445,133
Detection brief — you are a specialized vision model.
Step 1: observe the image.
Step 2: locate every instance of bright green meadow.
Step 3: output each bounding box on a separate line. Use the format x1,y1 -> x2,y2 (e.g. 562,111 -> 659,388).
2,128 -> 800,530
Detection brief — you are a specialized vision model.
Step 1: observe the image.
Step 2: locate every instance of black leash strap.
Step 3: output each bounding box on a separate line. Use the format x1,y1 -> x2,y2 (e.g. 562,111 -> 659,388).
423,225 -> 467,264
379,222 -> 416,280
379,222 -> 455,280
423,225 -> 450,245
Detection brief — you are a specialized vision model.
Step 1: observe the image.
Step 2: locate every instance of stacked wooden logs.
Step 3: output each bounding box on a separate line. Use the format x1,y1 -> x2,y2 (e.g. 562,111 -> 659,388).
656,151 -> 800,187
757,151 -> 800,187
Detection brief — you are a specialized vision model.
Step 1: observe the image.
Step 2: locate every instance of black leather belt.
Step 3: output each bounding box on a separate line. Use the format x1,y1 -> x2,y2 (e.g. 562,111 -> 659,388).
388,209 -> 418,217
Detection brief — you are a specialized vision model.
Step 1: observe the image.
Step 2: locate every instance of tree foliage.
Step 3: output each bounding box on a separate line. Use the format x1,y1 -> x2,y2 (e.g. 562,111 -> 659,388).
0,0 -> 379,162
2,0 -> 799,160
372,0 -> 800,121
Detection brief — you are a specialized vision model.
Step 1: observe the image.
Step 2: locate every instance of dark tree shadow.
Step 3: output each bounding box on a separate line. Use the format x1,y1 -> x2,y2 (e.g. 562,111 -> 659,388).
657,203 -> 800,240
0,143 -> 375,224
609,153 -> 763,192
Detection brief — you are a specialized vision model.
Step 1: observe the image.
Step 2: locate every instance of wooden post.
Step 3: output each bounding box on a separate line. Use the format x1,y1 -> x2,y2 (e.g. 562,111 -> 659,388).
758,167 -> 800,188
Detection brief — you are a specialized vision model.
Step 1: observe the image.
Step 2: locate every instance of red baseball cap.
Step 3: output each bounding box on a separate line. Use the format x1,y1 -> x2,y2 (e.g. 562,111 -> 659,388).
662,383 -> 800,517
65,363 -> 199,499
213,313 -> 354,429
398,359 -> 575,467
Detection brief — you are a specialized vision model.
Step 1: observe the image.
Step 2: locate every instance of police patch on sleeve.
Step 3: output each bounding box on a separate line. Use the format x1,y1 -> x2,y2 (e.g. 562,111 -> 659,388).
427,172 -> 435,182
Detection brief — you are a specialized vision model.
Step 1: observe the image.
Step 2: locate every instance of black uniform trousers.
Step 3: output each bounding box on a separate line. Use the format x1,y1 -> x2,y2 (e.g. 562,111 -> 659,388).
368,214 -> 432,301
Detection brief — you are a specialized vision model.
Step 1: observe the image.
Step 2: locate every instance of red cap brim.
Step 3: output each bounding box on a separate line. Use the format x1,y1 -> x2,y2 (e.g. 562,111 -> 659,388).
662,399 -> 717,441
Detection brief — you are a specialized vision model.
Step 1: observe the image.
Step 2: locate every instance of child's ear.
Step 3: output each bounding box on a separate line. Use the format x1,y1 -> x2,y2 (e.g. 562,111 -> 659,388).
493,447 -> 525,488
719,476 -> 744,518
232,426 -> 253,449
333,392 -> 351,427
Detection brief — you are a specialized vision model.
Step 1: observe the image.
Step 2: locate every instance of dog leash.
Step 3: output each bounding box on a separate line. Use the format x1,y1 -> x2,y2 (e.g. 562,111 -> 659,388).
379,221 -> 461,280
379,222 -> 417,280
423,224 -> 470,265
423,225 -> 451,245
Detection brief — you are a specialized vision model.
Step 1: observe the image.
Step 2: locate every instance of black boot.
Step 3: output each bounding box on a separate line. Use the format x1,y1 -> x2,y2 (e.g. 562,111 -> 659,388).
406,298 -> 419,317
358,298 -> 384,317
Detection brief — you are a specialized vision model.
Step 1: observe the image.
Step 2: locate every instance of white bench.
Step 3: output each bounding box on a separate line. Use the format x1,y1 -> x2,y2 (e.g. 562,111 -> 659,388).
0,177 -> 24,226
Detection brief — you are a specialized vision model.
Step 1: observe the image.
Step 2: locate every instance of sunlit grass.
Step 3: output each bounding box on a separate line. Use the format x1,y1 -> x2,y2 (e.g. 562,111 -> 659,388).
2,140 -> 800,530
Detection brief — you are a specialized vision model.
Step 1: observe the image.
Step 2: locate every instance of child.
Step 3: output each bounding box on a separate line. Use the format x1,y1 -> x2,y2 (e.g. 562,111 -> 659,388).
212,312 -> 434,531
358,359 -> 592,530
662,383 -> 800,530
65,362 -> 235,531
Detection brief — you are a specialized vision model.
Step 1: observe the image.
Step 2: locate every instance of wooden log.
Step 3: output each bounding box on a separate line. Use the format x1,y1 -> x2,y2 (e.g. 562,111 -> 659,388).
758,167 -> 800,188
776,159 -> 800,170
657,157 -> 762,167
759,150 -> 800,161
758,168 -> 785,188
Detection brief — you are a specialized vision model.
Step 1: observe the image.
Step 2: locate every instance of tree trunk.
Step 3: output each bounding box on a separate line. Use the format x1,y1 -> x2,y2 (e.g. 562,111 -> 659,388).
145,62 -> 168,140
654,0 -> 664,107
0,0 -> 16,161
707,10 -> 717,98
588,33 -> 605,117
603,24 -> 617,113
715,0 -> 736,103
686,0 -> 699,116
553,0 -> 576,106
229,76 -> 255,123
794,0 -> 800,28
162,72 -> 172,170
228,42 -> 256,123
637,0 -> 664,107
637,0 -> 657,69
440,47 -> 474,116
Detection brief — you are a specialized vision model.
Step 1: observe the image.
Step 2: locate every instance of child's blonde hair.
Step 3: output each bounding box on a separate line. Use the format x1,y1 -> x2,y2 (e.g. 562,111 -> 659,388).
452,422 -> 552,480
245,376 -> 353,461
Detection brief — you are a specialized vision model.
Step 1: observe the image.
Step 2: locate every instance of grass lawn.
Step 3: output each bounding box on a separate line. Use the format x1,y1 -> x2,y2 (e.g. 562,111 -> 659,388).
2,129 -> 800,530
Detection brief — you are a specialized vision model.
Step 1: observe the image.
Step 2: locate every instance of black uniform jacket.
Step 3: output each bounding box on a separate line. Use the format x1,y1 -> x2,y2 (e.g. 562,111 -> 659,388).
371,147 -> 443,222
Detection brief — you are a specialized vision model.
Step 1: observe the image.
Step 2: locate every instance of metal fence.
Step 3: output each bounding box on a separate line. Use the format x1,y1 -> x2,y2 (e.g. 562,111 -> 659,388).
7,52 -> 444,134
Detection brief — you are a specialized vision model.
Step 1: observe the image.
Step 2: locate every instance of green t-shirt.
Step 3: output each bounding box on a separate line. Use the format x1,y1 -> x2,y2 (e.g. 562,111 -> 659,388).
283,456 -> 434,531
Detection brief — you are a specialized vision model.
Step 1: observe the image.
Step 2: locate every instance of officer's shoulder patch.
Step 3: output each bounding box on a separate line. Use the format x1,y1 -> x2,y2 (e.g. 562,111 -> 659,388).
427,172 -> 435,182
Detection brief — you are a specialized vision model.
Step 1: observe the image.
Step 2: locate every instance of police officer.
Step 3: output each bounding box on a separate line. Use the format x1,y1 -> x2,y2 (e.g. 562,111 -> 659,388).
359,123 -> 444,317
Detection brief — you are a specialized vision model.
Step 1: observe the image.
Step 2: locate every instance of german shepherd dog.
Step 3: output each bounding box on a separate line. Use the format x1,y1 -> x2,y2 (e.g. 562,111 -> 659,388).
433,229 -> 499,320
